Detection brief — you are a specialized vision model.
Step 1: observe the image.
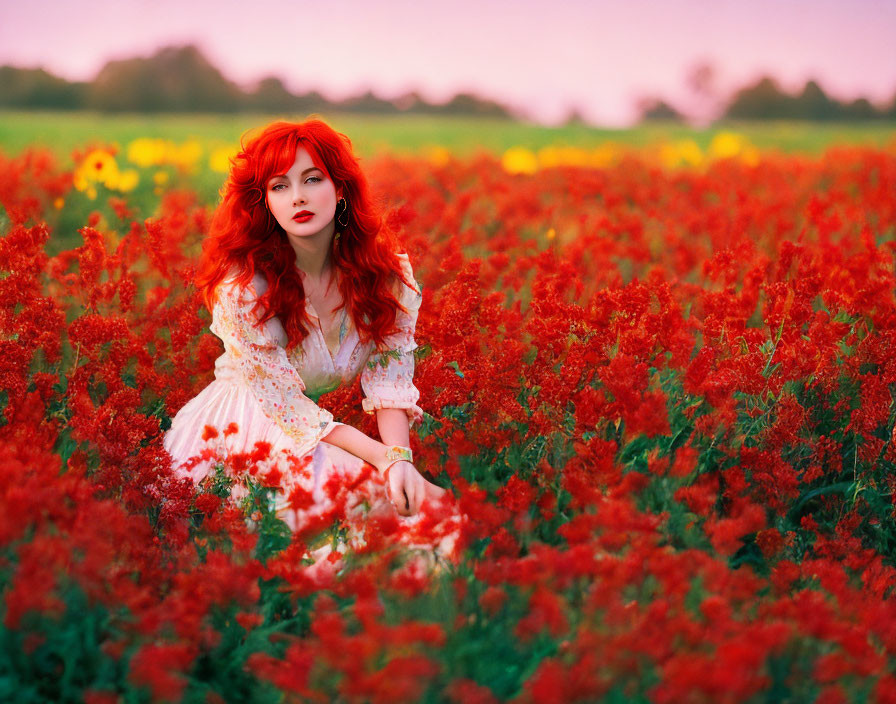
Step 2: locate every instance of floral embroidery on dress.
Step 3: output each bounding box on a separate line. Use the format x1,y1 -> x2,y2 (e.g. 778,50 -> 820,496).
211,277 -> 339,457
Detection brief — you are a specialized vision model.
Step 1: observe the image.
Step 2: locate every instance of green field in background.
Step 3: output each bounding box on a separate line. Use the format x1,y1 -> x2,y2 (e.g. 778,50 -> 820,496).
1,110 -> 894,163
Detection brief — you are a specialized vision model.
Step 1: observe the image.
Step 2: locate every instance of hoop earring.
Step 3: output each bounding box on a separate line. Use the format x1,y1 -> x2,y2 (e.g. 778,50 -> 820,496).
336,197 -> 350,228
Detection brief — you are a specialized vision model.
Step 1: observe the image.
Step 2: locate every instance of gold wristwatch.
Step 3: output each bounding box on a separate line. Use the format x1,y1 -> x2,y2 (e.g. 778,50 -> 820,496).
385,445 -> 413,464
380,445 -> 413,478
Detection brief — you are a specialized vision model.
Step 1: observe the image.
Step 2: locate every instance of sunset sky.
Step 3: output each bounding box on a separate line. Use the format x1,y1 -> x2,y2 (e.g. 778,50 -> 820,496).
1,0 -> 894,126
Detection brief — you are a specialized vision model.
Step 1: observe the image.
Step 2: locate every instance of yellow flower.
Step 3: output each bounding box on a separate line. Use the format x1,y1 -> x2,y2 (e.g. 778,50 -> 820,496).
171,139 -> 202,170
209,144 -> 239,174
73,171 -> 89,192
73,148 -> 143,193
659,139 -> 703,170
709,131 -> 753,161
81,149 -> 120,187
154,171 -> 170,186
546,228 -> 557,240
536,146 -> 589,169
117,169 -> 139,192
501,146 -> 538,175
73,149 -> 121,194
127,138 -> 168,167
424,145 -> 451,168
128,137 -> 203,171
588,144 -> 620,168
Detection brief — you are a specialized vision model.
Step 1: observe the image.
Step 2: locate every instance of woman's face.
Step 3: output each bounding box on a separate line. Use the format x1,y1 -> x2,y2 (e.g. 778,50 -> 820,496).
265,145 -> 341,243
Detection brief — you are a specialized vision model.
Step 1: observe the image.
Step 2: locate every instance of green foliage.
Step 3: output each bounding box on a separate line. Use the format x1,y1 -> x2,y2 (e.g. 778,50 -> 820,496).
236,478 -> 293,564
366,347 -> 404,370
0,586 -> 127,704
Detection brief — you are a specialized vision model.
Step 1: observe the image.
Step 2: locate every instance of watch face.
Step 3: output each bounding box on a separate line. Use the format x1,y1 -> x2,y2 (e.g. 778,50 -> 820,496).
388,446 -> 412,461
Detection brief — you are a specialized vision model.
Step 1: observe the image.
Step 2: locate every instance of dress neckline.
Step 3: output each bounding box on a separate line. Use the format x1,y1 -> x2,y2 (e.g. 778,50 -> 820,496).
306,299 -> 351,366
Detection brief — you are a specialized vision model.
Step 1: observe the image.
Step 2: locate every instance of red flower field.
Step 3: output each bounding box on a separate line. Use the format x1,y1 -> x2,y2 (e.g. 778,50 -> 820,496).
2,139 -> 896,703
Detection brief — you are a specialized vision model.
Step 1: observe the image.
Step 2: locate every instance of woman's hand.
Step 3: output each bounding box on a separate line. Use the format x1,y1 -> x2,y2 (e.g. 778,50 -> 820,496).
384,460 -> 446,516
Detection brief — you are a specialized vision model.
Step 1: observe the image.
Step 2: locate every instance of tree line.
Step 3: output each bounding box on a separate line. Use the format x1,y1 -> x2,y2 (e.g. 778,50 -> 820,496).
640,76 -> 896,124
2,44 -> 894,123
0,45 -> 512,119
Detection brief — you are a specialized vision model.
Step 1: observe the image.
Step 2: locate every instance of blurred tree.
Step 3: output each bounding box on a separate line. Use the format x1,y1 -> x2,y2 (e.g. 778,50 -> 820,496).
0,66 -> 85,108
886,91 -> 896,119
722,75 -> 896,121
86,45 -> 241,112
686,60 -> 717,99
336,90 -> 401,114
841,97 -> 878,120
563,106 -> 591,127
794,79 -> 838,120
635,96 -> 685,124
392,91 -> 428,112
723,75 -> 796,119
245,76 -> 328,114
685,58 -> 721,124
438,92 -> 513,118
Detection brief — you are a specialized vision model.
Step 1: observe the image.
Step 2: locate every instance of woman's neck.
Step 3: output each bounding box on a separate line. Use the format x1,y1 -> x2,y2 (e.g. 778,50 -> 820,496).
289,230 -> 334,282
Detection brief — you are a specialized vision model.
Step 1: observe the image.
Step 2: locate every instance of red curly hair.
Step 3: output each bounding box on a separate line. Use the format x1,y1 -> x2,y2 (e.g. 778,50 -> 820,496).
194,118 -> 413,351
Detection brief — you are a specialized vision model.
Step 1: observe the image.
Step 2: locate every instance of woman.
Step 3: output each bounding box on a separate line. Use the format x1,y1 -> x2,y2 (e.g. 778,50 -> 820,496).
163,119 -> 462,566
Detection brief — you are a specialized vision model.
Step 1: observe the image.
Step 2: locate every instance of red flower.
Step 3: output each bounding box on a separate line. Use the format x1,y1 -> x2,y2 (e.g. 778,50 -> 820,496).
128,643 -> 197,702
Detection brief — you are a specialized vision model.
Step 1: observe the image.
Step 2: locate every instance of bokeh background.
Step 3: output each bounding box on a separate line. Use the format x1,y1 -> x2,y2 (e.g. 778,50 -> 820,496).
1,0 -> 895,159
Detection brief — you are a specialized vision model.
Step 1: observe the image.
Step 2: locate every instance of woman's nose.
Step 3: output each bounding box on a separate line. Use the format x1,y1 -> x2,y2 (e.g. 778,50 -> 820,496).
293,190 -> 306,205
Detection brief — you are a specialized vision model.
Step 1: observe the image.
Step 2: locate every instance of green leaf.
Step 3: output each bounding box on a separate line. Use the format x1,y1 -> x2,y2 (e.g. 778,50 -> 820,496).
366,347 -> 403,370
786,481 -> 853,527
447,360 -> 465,378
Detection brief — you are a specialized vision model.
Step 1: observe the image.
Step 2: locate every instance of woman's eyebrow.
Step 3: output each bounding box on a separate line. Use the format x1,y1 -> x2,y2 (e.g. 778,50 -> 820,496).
268,166 -> 322,181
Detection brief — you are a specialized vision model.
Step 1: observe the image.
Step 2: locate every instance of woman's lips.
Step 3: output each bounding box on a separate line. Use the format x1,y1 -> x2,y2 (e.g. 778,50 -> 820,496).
293,212 -> 313,223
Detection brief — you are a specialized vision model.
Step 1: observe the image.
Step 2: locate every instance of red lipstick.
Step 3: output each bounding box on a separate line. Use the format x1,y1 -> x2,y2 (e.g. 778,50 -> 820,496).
293,210 -> 313,222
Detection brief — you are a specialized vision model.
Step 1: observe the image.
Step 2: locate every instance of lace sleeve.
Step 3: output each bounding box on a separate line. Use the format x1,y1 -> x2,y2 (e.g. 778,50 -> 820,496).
360,253 -> 425,427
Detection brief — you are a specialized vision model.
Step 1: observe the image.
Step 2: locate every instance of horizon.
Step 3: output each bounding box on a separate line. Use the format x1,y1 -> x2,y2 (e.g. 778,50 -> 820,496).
1,0 -> 895,127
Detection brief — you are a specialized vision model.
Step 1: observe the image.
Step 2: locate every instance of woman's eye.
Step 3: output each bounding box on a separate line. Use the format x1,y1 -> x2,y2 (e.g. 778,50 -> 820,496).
271,183 -> 286,191
305,176 -> 322,184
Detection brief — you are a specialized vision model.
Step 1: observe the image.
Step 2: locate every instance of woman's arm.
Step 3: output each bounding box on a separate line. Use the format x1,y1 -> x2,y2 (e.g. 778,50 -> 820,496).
374,407 -> 441,516
319,423 -> 396,472
321,417 -> 444,520
375,407 -> 411,447
356,255 -> 447,515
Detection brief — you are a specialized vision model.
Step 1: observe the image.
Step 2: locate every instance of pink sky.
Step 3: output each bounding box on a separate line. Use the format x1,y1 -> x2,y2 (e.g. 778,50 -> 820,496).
1,0 -> 894,126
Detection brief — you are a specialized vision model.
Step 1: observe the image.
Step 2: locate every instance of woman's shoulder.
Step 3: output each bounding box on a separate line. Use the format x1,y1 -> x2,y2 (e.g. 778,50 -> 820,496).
217,266 -> 269,305
391,251 -> 422,308
393,251 -> 415,282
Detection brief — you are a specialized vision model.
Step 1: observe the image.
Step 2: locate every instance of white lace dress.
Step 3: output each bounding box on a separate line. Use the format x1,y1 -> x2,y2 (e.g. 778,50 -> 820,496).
163,253 -> 464,565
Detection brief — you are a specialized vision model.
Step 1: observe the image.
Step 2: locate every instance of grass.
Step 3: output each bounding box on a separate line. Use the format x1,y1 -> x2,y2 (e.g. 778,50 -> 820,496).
1,110 -> 894,162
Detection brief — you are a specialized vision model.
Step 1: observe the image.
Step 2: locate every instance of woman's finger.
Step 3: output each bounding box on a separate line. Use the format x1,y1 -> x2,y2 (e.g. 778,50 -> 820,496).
384,467 -> 396,504
425,478 -> 447,500
404,477 -> 415,514
388,469 -> 403,509
396,473 -> 411,514
396,482 -> 409,513
412,475 -> 423,513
